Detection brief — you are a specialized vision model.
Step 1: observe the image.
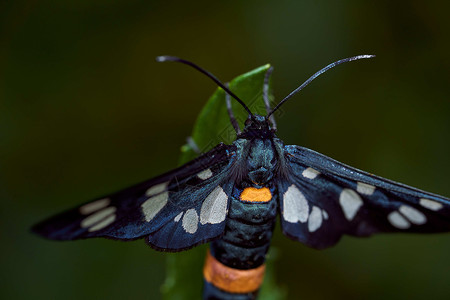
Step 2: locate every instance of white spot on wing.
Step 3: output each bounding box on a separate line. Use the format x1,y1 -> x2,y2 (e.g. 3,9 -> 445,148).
141,191 -> 169,222
302,167 -> 320,179
322,209 -> 329,220
388,211 -> 410,229
174,212 -> 183,222
356,182 -> 375,195
146,182 -> 168,197
283,185 -> 309,223
197,169 -> 213,180
200,186 -> 228,225
308,206 -> 323,232
88,214 -> 116,232
339,189 -> 363,221
81,206 -> 116,228
399,205 -> 427,225
79,198 -> 110,215
419,198 -> 443,211
182,209 -> 198,234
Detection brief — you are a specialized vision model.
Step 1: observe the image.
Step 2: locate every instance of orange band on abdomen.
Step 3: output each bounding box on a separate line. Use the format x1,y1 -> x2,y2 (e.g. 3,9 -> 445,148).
203,250 -> 266,294
240,187 -> 272,203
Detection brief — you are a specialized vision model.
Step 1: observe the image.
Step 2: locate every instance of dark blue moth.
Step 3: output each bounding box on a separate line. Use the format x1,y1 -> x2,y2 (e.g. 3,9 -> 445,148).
32,55 -> 450,300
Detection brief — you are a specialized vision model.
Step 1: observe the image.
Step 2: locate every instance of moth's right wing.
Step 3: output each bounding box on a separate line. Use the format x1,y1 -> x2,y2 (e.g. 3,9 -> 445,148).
278,145 -> 450,249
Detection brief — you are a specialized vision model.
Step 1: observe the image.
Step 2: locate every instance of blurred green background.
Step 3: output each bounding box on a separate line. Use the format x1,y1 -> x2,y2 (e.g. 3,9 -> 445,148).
1,1 -> 449,299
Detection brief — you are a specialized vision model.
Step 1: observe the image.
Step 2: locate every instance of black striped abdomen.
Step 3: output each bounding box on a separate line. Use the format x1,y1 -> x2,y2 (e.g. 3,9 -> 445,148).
203,186 -> 277,299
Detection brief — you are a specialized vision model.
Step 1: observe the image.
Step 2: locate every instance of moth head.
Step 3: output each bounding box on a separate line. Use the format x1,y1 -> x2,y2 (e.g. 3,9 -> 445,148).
239,115 -> 275,139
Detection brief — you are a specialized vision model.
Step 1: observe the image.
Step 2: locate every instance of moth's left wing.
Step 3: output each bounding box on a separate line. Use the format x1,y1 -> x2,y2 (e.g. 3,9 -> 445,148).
32,143 -> 236,251
278,145 -> 450,249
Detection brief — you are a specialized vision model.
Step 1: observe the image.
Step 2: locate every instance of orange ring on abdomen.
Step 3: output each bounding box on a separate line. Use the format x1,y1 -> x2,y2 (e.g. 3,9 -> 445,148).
203,250 -> 266,294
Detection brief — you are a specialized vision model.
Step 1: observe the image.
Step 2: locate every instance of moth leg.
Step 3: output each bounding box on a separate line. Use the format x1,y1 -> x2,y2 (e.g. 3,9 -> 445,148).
263,66 -> 276,130
225,82 -> 241,135
186,136 -> 201,154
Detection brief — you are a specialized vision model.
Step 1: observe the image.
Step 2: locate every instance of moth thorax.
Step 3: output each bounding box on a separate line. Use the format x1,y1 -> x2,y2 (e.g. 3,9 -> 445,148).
247,139 -> 276,184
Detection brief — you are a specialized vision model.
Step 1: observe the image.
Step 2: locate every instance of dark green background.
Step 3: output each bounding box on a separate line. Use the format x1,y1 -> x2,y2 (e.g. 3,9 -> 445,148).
1,1 -> 449,299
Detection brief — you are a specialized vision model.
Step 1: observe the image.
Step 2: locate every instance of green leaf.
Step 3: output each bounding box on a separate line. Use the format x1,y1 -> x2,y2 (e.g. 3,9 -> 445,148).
162,64 -> 285,300
179,64 -> 272,163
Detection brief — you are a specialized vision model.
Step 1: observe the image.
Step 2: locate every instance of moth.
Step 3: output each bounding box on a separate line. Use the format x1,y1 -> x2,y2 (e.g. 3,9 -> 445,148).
33,55 -> 450,300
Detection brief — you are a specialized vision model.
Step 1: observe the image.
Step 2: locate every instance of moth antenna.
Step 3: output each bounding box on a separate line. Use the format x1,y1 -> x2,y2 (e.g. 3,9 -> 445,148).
157,56 -> 253,116
225,82 -> 242,134
267,55 -> 375,118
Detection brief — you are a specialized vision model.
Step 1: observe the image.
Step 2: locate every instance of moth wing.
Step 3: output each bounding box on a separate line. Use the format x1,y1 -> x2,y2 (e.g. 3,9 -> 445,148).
32,143 -> 234,251
278,145 -> 450,249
